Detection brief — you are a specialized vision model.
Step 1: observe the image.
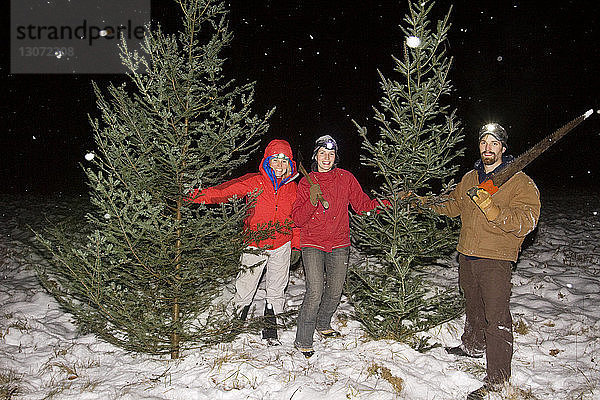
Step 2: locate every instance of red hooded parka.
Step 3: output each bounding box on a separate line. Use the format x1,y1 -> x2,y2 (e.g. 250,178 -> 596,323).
189,139 -> 299,250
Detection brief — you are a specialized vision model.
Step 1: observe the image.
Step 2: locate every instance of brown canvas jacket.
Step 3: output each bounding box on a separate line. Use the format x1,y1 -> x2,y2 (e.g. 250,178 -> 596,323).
433,170 -> 541,262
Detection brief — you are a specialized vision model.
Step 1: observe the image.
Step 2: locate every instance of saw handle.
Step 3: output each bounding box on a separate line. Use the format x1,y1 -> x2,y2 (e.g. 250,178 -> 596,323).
467,179 -> 499,200
466,186 -> 478,200
298,162 -> 329,209
479,179 -> 499,195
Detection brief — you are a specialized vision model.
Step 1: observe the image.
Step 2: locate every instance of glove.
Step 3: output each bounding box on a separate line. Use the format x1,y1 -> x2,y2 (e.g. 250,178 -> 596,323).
469,187 -> 500,221
290,249 -> 301,266
479,179 -> 499,195
396,191 -> 410,200
397,191 -> 425,208
309,183 -> 323,206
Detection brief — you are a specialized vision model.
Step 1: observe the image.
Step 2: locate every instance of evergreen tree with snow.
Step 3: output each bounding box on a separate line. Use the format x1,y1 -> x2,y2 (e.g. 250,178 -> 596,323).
347,0 -> 464,350
36,0 -> 273,359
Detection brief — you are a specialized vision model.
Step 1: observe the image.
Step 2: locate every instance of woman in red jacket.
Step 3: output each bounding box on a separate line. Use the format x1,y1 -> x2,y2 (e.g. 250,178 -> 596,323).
189,139 -> 299,343
292,135 -> 384,357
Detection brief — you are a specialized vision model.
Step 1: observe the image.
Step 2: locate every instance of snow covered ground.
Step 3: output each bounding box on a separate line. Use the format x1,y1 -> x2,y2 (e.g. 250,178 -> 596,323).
1,191 -> 599,399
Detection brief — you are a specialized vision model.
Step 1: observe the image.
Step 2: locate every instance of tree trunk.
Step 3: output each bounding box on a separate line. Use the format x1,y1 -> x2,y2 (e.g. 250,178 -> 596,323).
171,200 -> 182,359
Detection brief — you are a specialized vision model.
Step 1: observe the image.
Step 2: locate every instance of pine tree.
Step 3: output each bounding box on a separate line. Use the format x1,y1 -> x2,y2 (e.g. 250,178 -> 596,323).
347,0 -> 464,350
35,0 -> 273,359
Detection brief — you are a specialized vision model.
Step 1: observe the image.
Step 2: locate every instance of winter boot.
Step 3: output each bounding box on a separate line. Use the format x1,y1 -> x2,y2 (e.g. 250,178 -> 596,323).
294,344 -> 315,358
238,304 -> 251,321
262,302 -> 279,345
446,344 -> 484,359
466,385 -> 489,400
317,329 -> 342,339
466,383 -> 501,400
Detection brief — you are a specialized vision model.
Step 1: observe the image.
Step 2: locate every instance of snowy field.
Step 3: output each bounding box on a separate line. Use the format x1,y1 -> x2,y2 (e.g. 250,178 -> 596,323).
1,190 -> 599,400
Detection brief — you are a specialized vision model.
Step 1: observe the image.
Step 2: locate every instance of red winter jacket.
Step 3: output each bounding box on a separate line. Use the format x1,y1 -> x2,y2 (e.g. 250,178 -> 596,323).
292,168 -> 384,252
189,139 -> 300,250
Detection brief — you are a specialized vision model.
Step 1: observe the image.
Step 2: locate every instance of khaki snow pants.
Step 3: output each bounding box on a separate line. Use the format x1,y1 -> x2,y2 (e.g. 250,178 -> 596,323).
233,241 -> 291,315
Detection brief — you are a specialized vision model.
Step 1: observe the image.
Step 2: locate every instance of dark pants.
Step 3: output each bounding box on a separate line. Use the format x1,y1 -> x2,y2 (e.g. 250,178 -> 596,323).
295,246 -> 350,348
458,254 -> 513,384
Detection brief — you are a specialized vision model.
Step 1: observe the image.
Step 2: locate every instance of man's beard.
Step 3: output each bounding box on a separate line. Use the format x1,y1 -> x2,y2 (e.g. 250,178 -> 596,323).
481,152 -> 501,165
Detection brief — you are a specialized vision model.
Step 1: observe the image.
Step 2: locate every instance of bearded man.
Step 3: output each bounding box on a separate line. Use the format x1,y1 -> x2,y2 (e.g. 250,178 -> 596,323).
433,123 -> 541,399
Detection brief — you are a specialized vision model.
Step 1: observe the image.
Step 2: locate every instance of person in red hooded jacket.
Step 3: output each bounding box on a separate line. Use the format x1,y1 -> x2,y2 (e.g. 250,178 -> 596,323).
292,135 -> 386,357
188,139 -> 300,343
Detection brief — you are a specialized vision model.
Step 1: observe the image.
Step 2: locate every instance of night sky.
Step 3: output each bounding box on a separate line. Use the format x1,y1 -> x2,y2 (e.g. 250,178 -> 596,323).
3,0 -> 599,195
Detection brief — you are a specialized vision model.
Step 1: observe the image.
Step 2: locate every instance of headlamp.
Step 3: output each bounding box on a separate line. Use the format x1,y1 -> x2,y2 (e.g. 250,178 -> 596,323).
478,123 -> 507,144
272,153 -> 289,161
482,124 -> 498,134
485,124 -> 495,132
312,135 -> 339,163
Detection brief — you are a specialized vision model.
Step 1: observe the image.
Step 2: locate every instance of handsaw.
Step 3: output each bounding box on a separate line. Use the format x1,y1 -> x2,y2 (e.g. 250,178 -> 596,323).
296,148 -> 330,209
468,108 -> 594,197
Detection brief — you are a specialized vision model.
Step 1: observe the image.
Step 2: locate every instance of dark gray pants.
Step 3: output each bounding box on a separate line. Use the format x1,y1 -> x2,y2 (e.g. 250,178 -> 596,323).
458,254 -> 513,384
295,246 -> 350,348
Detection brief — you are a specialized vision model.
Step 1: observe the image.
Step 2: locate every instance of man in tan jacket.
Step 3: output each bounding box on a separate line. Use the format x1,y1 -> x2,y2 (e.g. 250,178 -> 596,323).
434,123 -> 541,400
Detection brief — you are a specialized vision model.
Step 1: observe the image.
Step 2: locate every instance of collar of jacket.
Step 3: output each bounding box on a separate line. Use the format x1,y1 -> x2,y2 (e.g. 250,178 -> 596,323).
474,154 -> 515,184
310,168 -> 338,182
261,156 -> 298,193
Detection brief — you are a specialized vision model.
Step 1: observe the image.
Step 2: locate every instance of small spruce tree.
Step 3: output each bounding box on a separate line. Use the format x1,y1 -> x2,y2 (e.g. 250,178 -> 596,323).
347,0 -> 464,350
35,0 -> 273,358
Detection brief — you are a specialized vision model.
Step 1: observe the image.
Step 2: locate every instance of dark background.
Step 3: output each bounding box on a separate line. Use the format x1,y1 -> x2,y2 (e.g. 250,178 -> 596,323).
3,0 -> 599,195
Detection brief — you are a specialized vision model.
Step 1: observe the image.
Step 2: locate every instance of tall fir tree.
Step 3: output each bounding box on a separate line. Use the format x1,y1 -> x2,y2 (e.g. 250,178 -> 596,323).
35,0 -> 273,359
347,0 -> 464,350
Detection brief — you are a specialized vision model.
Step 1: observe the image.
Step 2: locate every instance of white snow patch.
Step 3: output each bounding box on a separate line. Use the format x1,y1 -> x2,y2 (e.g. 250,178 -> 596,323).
0,191 -> 599,399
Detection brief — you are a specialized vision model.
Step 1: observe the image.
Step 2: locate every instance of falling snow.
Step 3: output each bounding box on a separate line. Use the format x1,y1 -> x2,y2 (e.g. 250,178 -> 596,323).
406,36 -> 421,48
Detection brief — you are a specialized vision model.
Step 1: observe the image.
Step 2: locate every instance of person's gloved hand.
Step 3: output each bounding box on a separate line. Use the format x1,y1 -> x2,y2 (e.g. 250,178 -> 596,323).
290,249 -> 302,266
469,187 -> 500,221
396,190 -> 410,201
309,183 -> 323,206
396,191 -> 426,208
